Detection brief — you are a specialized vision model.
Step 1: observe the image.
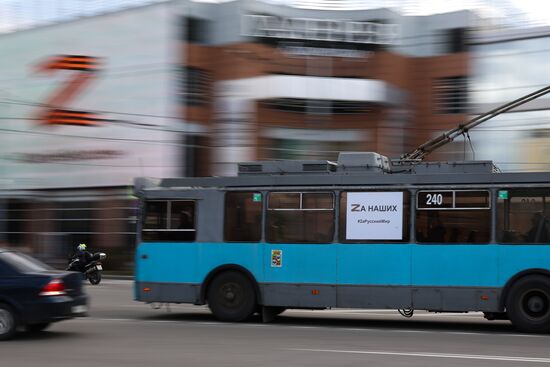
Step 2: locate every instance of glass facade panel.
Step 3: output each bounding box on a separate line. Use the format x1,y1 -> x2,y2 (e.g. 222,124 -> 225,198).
267,138 -> 363,161
2,199 -> 29,246
469,37 -> 550,168
179,67 -> 210,106
471,36 -> 550,105
434,76 -> 468,114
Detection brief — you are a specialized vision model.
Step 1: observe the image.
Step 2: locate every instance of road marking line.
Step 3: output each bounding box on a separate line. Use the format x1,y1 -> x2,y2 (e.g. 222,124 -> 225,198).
289,348 -> 550,363
287,312 -> 483,318
78,317 -> 545,338
288,309 -> 483,315
88,280 -> 132,285
285,310 -> 485,318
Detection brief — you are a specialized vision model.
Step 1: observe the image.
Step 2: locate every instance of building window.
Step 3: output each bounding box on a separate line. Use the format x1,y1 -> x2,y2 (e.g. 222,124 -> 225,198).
179,67 -> 210,106
434,76 -> 468,114
266,192 -> 334,243
54,201 -> 94,251
267,138 -> 362,161
224,192 -> 262,242
183,17 -> 209,44
142,201 -> 196,242
183,135 -> 210,177
260,98 -> 371,115
415,190 -> 490,243
497,188 -> 550,243
0,199 -> 30,246
447,28 -> 468,53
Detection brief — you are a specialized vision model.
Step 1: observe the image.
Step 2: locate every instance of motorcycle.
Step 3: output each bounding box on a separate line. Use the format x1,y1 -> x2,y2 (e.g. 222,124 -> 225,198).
66,252 -> 107,285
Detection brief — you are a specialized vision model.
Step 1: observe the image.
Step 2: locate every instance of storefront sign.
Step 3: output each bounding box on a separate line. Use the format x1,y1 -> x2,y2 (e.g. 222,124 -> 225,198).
242,15 -> 400,45
346,192 -> 403,240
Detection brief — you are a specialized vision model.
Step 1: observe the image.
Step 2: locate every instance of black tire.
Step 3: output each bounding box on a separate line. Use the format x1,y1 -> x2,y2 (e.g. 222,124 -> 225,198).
271,307 -> 286,316
207,271 -> 256,322
88,271 -> 101,285
26,323 -> 50,333
506,275 -> 550,333
0,303 -> 17,341
483,312 -> 508,321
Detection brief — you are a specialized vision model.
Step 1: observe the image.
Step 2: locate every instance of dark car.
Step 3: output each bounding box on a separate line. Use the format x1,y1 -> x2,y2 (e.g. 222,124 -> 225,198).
0,249 -> 88,340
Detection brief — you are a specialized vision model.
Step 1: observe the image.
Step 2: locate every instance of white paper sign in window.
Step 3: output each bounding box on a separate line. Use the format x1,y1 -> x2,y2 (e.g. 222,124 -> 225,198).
346,192 -> 403,240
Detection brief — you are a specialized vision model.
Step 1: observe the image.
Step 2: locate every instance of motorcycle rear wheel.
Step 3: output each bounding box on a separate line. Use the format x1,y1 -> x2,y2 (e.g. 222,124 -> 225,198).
88,271 -> 101,285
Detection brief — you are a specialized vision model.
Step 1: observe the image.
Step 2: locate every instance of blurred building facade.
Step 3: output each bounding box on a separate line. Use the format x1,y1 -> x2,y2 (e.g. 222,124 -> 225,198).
183,1 -> 478,175
466,26 -> 550,171
0,3 -> 182,267
1,0 -> 547,268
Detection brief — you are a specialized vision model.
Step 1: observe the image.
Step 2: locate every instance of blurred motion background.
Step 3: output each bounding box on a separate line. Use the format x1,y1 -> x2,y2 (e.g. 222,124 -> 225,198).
1,0 -> 550,272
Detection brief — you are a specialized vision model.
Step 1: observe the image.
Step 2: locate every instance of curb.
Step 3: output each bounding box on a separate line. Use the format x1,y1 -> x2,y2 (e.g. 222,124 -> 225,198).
103,274 -> 134,280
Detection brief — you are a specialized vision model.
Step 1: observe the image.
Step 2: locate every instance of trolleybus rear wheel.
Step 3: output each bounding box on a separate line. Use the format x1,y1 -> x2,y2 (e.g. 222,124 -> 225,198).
507,275 -> 550,333
207,271 -> 256,322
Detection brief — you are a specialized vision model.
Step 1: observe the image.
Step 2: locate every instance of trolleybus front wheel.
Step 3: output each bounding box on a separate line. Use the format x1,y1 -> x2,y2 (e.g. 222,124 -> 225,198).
507,275 -> 550,333
207,271 -> 256,322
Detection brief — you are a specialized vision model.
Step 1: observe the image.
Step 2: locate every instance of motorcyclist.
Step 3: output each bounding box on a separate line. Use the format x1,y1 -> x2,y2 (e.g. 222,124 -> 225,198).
70,243 -> 93,272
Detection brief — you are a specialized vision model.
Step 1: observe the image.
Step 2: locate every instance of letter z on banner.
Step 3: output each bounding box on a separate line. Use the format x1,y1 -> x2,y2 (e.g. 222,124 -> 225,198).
346,192 -> 403,240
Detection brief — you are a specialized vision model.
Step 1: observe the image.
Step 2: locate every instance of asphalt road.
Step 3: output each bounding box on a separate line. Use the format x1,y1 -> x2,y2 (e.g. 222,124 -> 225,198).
2,280 -> 550,367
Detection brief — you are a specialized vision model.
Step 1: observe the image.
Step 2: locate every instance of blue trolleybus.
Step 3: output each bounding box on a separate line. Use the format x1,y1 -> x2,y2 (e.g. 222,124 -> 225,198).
134,85 -> 550,333
134,151 -> 550,333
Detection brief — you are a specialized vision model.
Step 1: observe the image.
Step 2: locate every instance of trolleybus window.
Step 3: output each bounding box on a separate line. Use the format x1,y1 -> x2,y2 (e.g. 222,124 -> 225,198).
224,192 -> 262,242
142,200 -> 196,242
266,192 -> 334,243
497,188 -> 550,243
339,191 -> 410,243
143,201 -> 167,229
416,190 -> 490,243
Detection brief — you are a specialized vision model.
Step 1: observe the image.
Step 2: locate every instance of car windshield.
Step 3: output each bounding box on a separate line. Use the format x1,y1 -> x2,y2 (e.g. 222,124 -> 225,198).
0,251 -> 52,273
